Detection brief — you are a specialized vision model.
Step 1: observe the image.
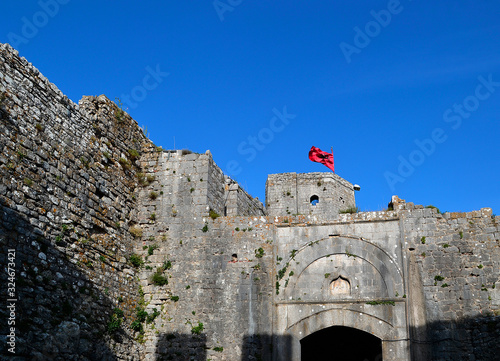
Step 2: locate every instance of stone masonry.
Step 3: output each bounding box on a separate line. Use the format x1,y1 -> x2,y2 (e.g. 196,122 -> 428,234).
1,42 -> 499,361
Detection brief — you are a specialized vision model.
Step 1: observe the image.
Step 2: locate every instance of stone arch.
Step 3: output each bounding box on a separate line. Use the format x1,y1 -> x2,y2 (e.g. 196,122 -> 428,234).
300,325 -> 382,361
287,307 -> 395,340
281,235 -> 404,300
278,308 -> 409,361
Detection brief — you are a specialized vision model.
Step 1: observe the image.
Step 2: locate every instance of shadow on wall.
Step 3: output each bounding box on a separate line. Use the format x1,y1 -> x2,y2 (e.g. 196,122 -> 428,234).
241,334 -> 284,361
410,317 -> 500,361
153,333 -> 285,361
151,318 -> 500,361
0,204 -> 135,360
155,333 -> 207,361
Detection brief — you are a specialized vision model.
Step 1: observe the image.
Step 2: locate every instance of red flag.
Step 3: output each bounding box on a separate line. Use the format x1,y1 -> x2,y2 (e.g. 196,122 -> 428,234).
309,146 -> 334,172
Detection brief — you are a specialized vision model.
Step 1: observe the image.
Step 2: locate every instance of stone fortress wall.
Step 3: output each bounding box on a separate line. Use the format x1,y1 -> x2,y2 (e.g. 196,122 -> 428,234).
1,42 -> 499,360
0,43 -> 147,359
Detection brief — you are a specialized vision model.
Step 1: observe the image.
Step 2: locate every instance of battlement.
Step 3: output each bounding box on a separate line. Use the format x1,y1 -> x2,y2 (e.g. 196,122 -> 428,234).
137,148 -> 265,224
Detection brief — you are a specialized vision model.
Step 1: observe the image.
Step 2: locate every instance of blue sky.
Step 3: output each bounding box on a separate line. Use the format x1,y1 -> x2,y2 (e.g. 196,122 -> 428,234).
2,1 -> 499,213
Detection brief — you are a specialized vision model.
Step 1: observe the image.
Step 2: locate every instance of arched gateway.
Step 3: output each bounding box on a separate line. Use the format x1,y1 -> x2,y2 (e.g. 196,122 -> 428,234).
273,235 -> 410,361
301,326 -> 382,361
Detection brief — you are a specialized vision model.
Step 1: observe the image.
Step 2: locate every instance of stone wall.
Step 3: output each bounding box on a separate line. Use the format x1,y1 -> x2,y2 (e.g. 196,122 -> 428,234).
396,197 -> 500,360
265,172 -> 356,219
0,43 -> 146,360
129,147 -> 270,360
270,195 -> 499,360
1,42 -> 498,361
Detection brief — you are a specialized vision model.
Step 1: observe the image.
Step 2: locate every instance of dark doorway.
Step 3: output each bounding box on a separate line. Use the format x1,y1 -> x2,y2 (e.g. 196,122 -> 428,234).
301,326 -> 382,361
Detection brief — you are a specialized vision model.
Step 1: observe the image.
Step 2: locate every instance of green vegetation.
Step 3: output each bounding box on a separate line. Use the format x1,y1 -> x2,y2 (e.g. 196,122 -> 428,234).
130,319 -> 143,333
170,295 -> 179,302
421,236 -> 426,244
209,209 -> 220,220
213,347 -> 224,352
129,225 -> 143,238
443,243 -> 450,248
107,308 -> 124,334
114,97 -> 125,122
148,244 -> 158,256
129,254 -> 144,268
366,300 -> 395,306
478,264 -> 483,269
345,250 -> 357,258
149,191 -> 158,200
146,308 -> 160,324
151,267 -> 168,286
191,322 -> 204,335
202,223 -> 209,232
150,213 -> 156,221
137,172 -> 155,186
324,273 -> 331,278
255,248 -> 265,258
425,205 -> 441,214
118,157 -> 130,169
434,275 -> 445,282
339,206 -> 359,214
136,307 -> 148,323
459,231 -> 464,239
127,148 -> 139,160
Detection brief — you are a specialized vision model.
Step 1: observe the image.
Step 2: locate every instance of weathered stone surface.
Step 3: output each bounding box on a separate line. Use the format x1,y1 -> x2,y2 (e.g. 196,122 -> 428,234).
1,42 -> 499,361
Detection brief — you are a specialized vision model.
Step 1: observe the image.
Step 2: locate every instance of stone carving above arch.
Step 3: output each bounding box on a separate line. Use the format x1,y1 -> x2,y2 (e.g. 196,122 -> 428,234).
330,276 -> 350,296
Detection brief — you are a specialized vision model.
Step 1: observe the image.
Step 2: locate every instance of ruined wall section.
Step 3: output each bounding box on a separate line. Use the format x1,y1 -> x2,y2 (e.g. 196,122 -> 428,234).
0,43 -> 147,359
395,198 -> 500,360
266,172 -> 355,218
225,181 -> 265,217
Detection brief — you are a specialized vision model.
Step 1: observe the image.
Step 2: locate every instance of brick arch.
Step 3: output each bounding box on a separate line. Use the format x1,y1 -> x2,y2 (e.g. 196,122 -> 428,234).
281,235 -> 404,299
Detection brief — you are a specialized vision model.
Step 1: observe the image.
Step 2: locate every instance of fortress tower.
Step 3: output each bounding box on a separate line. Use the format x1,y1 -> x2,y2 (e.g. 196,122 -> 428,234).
265,172 -> 356,218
